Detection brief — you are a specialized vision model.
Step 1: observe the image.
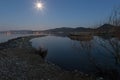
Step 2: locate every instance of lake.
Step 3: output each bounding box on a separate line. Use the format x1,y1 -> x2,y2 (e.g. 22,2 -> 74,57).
31,35 -> 120,74
0,34 -> 120,75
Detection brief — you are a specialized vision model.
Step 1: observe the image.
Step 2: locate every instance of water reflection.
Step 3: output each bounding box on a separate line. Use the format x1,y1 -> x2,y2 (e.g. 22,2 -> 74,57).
69,35 -> 120,80
69,35 -> 93,41
31,35 -> 120,79
69,36 -> 102,71
99,38 -> 120,65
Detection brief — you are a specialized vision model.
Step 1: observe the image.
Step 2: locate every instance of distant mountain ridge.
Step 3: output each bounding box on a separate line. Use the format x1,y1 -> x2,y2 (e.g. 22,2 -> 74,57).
0,24 -> 119,34
44,27 -> 93,33
44,24 -> 120,32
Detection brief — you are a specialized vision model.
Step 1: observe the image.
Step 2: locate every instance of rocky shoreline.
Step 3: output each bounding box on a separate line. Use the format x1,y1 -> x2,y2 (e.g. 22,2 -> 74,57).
0,35 -> 95,80
0,35 -> 46,50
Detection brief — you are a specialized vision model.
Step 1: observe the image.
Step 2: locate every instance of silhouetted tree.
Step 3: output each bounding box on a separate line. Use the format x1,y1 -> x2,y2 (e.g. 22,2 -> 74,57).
108,7 -> 120,26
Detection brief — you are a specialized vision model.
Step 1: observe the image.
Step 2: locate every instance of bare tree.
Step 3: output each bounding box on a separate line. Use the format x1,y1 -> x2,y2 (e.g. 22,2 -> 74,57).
108,7 -> 120,26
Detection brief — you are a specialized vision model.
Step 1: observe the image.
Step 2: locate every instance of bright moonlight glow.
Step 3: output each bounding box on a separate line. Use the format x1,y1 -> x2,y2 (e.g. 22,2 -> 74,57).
36,2 -> 43,10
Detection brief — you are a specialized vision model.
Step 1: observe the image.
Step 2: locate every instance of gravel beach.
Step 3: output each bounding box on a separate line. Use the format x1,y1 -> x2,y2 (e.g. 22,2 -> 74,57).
0,35 -> 95,80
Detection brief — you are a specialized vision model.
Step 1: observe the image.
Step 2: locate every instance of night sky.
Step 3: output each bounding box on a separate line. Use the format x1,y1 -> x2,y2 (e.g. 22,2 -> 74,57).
0,0 -> 120,31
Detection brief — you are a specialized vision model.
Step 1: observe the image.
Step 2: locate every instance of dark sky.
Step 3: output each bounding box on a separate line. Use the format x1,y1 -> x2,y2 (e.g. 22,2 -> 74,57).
0,0 -> 120,31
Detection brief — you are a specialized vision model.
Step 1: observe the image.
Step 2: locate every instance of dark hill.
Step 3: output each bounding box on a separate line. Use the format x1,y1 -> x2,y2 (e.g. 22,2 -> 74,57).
97,24 -> 114,30
44,27 -> 93,33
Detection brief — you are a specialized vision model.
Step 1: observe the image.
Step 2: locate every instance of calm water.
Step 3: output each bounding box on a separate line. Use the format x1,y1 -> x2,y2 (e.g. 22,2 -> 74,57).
31,36 -> 120,73
0,34 -> 120,74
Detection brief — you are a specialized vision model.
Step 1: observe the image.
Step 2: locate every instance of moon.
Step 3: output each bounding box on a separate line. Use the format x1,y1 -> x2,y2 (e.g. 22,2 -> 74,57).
35,2 -> 43,10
